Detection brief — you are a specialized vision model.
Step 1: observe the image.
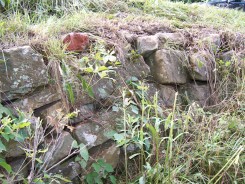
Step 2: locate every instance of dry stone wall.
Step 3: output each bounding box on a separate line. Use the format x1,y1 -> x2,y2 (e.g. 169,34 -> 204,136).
0,30 -> 244,183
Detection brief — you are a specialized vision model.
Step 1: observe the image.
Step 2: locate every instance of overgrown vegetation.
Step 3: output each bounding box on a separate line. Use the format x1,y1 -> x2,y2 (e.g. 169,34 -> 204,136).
0,0 -> 244,184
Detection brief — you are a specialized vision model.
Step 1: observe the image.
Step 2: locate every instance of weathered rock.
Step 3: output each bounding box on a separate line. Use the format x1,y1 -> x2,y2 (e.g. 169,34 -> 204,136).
220,50 -> 245,69
189,51 -> 214,81
117,30 -> 137,44
44,131 -> 75,166
75,76 -> 115,106
6,86 -> 60,113
73,111 -> 120,149
49,157 -> 81,182
73,122 -> 109,149
49,141 -> 120,183
158,85 -> 177,107
180,83 -> 211,107
8,157 -> 29,181
3,139 -> 25,158
0,46 -> 48,102
145,83 -> 177,107
89,140 -> 120,169
125,55 -> 150,79
93,78 -> 115,101
156,32 -> 186,49
137,35 -> 158,57
147,49 -> 188,84
69,104 -> 95,125
201,34 -> 221,52
36,101 -> 67,129
63,32 -> 89,52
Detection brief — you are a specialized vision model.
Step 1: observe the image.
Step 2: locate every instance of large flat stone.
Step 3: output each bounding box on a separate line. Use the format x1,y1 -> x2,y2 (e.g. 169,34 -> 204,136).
6,85 -> 60,113
0,46 -> 48,102
147,49 -> 188,84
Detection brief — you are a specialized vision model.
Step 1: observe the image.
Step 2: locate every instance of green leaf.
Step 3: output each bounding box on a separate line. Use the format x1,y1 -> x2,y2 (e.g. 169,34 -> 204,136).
103,162 -> 113,173
139,176 -> 145,184
85,172 -> 99,184
164,112 -> 173,131
225,61 -> 231,67
79,143 -> 89,162
109,175 -> 117,184
0,158 -> 12,173
87,85 -> 94,98
113,133 -> 124,142
72,140 -> 79,149
0,104 -> 13,119
84,67 -> 93,73
98,66 -> 108,72
13,121 -> 30,130
104,130 -> 117,139
35,158 -> 43,164
130,105 -> 139,114
65,83 -> 75,104
78,75 -> 94,98
0,140 -> 6,152
92,162 -> 101,173
79,159 -> 87,169
54,174 -> 72,183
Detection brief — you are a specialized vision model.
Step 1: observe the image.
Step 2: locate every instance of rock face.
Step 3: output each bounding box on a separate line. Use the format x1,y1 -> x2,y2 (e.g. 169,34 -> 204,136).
0,46 -> 48,102
189,51 -> 214,81
1,31 -> 239,182
147,49 -> 188,84
158,85 -> 177,107
63,32 -> 89,52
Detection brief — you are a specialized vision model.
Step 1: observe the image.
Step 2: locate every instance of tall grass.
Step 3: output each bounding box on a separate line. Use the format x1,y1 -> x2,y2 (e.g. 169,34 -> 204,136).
117,83 -> 244,183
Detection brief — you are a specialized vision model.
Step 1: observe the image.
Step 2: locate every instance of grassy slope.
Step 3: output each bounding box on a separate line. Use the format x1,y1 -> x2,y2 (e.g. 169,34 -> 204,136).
0,1 -> 245,48
0,1 -> 244,184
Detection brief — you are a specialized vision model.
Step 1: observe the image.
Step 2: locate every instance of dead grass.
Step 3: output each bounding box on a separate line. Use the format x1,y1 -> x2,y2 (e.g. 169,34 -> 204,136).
0,1 -> 244,49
